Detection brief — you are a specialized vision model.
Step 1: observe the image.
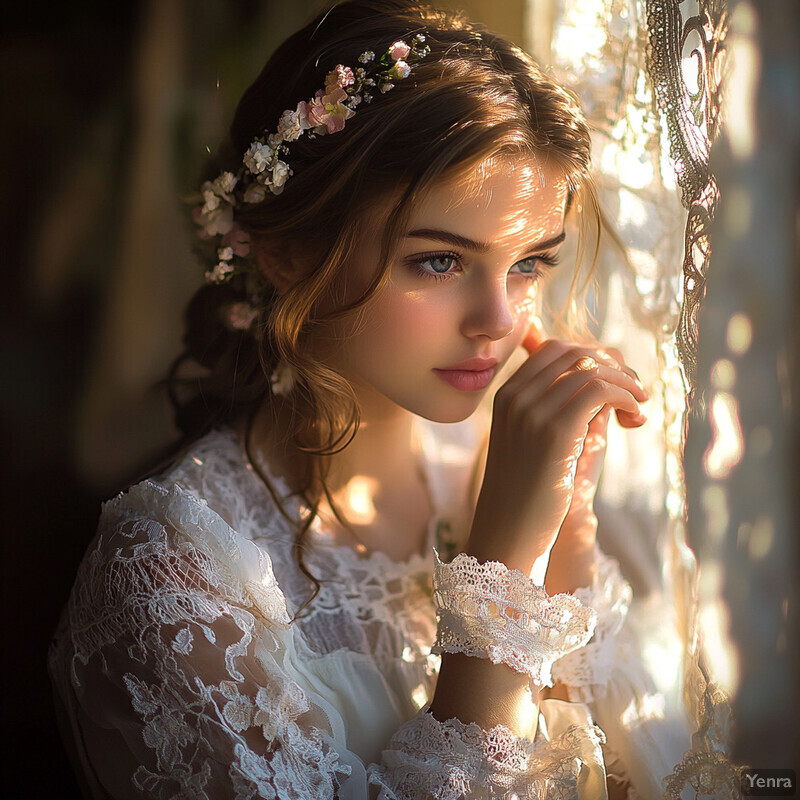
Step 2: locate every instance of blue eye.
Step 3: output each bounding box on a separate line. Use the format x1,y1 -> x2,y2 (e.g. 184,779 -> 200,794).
509,253 -> 560,279
420,255 -> 457,274
510,257 -> 540,276
410,252 -> 461,281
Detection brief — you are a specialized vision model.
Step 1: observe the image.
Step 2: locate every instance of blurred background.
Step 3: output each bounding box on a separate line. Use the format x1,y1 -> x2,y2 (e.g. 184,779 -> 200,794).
2,0 -> 797,796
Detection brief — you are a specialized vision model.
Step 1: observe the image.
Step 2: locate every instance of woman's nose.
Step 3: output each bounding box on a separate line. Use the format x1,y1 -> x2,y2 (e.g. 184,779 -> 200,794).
460,276 -> 514,341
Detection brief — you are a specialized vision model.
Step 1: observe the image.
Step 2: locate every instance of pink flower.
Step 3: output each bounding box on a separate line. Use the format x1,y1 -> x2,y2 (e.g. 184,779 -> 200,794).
306,87 -> 355,134
226,302 -> 258,331
389,40 -> 410,60
223,225 -> 251,257
325,65 -> 355,92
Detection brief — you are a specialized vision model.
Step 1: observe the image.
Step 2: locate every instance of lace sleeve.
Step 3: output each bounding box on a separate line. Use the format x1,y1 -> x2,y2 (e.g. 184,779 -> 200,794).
550,547 -> 634,702
48,481 -> 628,799
49,481 -> 357,799
368,705 -> 608,800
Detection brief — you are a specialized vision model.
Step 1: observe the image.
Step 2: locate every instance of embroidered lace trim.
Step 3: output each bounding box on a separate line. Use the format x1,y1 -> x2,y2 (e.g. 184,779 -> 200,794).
550,548 -> 633,701
431,552 -> 597,688
368,708 -> 606,800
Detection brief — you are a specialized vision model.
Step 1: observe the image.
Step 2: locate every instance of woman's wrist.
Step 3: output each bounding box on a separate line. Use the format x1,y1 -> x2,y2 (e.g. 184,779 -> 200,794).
546,512 -> 598,594
429,653 -> 539,739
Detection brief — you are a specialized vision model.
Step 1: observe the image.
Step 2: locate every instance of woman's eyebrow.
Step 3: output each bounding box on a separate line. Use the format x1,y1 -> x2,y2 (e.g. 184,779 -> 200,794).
406,228 -> 566,253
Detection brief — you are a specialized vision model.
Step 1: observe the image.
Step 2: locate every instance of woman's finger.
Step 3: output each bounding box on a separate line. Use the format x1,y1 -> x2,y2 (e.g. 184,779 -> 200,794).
505,353 -> 649,415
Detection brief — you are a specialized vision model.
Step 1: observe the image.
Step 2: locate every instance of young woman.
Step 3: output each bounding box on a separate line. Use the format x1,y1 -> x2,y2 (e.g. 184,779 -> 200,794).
49,1 -> 690,797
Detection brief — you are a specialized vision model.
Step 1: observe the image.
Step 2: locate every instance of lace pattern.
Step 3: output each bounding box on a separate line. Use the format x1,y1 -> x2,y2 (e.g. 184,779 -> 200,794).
56,475 -> 352,799
550,548 -> 633,701
368,708 -> 607,800
432,552 -> 597,688
48,426 -> 681,799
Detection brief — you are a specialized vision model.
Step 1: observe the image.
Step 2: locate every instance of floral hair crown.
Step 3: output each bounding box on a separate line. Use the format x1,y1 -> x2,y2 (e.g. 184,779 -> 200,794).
192,34 -> 430,287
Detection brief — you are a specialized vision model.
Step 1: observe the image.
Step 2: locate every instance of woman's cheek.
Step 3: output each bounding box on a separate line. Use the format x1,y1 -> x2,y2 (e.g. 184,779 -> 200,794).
509,280 -> 538,327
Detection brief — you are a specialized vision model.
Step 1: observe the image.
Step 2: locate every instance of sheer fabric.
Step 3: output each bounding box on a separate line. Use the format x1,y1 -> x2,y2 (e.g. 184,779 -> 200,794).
49,423 -> 691,799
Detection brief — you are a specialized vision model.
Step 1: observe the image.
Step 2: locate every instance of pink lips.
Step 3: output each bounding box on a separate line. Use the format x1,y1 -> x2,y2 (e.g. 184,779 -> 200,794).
433,358 -> 498,391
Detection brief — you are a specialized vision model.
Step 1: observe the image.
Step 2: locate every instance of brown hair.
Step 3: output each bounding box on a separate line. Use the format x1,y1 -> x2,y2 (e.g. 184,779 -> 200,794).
168,0 -> 612,613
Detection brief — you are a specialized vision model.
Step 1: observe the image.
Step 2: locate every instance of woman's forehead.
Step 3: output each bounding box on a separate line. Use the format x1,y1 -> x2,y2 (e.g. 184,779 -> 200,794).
407,159 -> 570,244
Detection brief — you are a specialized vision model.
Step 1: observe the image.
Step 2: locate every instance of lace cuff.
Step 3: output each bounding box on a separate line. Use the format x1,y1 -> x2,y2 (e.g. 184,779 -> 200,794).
550,548 -> 633,701
431,552 -> 597,688
368,708 -> 606,800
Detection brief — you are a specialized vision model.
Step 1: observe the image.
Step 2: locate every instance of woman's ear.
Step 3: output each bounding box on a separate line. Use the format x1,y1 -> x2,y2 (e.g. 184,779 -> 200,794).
252,236 -> 308,294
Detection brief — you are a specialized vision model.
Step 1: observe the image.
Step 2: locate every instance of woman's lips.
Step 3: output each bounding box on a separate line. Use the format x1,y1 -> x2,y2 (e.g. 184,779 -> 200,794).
433,358 -> 498,391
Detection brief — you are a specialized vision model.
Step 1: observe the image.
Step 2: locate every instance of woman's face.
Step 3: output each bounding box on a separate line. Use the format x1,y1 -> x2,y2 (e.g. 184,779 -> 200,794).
316,159 -> 571,424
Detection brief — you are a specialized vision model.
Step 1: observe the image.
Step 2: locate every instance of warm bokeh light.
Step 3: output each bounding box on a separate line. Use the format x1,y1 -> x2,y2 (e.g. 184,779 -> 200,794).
726,313 -> 753,354
697,597 -> 741,695
342,475 -> 379,525
703,391 -> 744,479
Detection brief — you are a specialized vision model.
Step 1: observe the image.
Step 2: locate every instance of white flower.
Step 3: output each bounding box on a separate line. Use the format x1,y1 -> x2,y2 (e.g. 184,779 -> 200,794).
243,183 -> 267,204
217,246 -> 234,262
213,171 -> 238,196
200,204 -> 234,237
243,142 -> 273,175
270,362 -> 296,396
380,82 -> 395,94
271,160 -> 291,189
358,50 -> 375,64
277,110 -> 302,141
416,34 -> 426,43
206,261 -> 235,283
201,187 -> 220,214
391,60 -> 411,79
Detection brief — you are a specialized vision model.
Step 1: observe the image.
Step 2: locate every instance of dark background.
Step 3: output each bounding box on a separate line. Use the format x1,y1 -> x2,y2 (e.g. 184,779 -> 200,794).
3,5 -> 140,797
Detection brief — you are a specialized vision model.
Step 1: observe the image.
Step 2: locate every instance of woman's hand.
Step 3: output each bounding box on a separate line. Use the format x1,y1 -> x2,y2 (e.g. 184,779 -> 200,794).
466,322 -> 648,576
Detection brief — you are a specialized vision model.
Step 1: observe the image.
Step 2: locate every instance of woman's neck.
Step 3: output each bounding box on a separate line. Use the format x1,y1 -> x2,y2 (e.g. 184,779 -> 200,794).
248,391 -> 432,560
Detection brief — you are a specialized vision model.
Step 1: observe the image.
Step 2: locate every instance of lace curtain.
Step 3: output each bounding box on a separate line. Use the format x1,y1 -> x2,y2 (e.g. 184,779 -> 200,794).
533,0 -> 800,788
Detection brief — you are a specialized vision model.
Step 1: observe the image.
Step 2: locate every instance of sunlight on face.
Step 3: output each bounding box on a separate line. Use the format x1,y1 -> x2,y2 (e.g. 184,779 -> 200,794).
319,158 -> 570,424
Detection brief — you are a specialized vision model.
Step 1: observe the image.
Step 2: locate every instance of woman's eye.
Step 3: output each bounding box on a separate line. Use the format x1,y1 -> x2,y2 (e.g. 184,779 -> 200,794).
420,255 -> 457,274
508,257 -> 541,278
509,253 -> 559,279
412,253 -> 461,280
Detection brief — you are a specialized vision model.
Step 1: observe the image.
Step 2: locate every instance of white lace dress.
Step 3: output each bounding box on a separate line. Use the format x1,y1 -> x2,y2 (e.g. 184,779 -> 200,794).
48,423 -> 691,800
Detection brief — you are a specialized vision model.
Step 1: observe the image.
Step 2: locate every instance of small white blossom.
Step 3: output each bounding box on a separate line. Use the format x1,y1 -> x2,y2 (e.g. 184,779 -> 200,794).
243,142 -> 273,175
201,187 -> 220,214
213,171 -> 238,196
416,34 -> 426,43
271,160 -> 291,189
201,204 -> 234,237
380,82 -> 395,94
277,109 -> 304,141
358,50 -> 375,64
391,60 -> 411,79
270,362 -> 296,396
218,246 -> 234,262
205,261 -> 235,283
